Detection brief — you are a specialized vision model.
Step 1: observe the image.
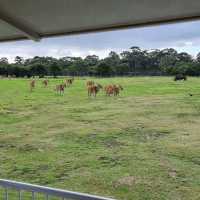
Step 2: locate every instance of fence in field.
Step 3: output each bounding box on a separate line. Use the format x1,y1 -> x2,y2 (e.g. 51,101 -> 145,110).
0,179 -> 116,200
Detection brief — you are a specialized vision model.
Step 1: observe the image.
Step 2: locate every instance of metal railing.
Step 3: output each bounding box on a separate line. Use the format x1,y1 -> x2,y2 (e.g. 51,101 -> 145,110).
0,179 -> 116,200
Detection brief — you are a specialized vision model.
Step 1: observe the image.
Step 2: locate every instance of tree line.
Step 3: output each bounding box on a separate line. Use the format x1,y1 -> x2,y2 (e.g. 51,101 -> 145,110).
1,46 -> 200,77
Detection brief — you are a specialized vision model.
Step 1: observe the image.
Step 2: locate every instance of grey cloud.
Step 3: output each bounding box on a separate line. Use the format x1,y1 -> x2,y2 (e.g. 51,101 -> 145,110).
1,20 -> 200,61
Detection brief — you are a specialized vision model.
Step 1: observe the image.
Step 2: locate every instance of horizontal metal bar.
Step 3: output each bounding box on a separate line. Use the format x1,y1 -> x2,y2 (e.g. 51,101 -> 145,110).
0,10 -> 40,41
1,13 -> 200,43
0,179 -> 116,200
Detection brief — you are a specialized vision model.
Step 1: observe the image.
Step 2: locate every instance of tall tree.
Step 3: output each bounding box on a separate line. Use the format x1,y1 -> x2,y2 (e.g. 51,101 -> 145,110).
84,55 -> 99,66
15,56 -> 24,65
50,62 -> 61,78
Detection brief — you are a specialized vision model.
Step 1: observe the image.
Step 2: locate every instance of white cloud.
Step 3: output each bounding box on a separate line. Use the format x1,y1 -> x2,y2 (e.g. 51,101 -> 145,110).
0,42 -> 120,62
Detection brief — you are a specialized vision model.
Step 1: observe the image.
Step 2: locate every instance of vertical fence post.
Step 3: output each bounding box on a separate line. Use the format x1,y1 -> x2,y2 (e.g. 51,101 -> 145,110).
18,190 -> 22,200
4,188 -> 8,200
32,191 -> 35,200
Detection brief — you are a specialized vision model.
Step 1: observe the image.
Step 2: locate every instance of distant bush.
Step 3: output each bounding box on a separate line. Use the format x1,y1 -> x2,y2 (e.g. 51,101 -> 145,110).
1,47 -> 200,77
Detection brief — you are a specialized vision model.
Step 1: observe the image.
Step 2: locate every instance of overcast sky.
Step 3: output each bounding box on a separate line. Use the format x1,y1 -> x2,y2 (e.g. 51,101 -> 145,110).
1,20 -> 200,62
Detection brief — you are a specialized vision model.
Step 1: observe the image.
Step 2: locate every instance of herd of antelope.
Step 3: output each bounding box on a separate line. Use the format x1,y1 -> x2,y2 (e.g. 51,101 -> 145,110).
86,80 -> 123,97
29,78 -> 123,97
29,78 -> 74,94
54,78 -> 74,94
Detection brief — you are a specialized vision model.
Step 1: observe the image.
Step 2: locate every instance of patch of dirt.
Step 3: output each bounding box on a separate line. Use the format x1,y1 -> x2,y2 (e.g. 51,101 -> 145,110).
191,159 -> 200,165
88,133 -> 98,139
37,164 -> 50,171
168,169 -> 177,178
136,130 -> 171,142
97,156 -> 122,167
17,144 -> 41,152
104,139 -> 123,148
0,143 -> 16,148
123,126 -> 171,142
114,176 -> 138,187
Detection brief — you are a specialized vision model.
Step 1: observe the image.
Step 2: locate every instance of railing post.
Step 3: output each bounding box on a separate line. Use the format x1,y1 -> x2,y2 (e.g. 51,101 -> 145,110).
18,190 -> 22,200
4,188 -> 8,200
32,191 -> 35,200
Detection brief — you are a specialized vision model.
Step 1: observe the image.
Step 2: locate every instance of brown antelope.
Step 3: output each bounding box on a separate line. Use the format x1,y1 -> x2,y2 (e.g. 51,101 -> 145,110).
113,84 -> 123,96
104,84 -> 114,96
42,79 -> 49,87
65,78 -> 74,86
30,80 -> 36,92
104,84 -> 123,96
86,80 -> 94,87
87,83 -> 102,97
55,84 -> 65,95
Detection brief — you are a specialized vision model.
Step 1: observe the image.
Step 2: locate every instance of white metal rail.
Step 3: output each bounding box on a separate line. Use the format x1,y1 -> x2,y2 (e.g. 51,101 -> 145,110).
0,179 -> 116,200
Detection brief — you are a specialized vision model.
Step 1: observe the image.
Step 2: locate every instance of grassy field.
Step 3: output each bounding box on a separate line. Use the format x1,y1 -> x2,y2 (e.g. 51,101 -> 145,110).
0,77 -> 200,200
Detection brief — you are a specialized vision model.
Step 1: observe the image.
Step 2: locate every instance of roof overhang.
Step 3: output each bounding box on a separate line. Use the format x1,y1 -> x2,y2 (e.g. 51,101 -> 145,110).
0,0 -> 200,42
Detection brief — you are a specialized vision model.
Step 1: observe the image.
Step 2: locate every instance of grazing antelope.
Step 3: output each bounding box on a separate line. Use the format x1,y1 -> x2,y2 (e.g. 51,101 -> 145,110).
104,84 -> 114,96
113,84 -> 123,96
86,80 -> 94,87
65,78 -> 74,86
87,83 -> 102,97
30,80 -> 36,92
63,82 -> 67,88
55,84 -> 65,95
42,79 -> 49,87
104,84 -> 123,96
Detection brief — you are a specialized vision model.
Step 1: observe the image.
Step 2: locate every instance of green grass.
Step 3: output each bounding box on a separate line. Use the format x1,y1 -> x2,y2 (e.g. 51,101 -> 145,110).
0,77 -> 200,200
